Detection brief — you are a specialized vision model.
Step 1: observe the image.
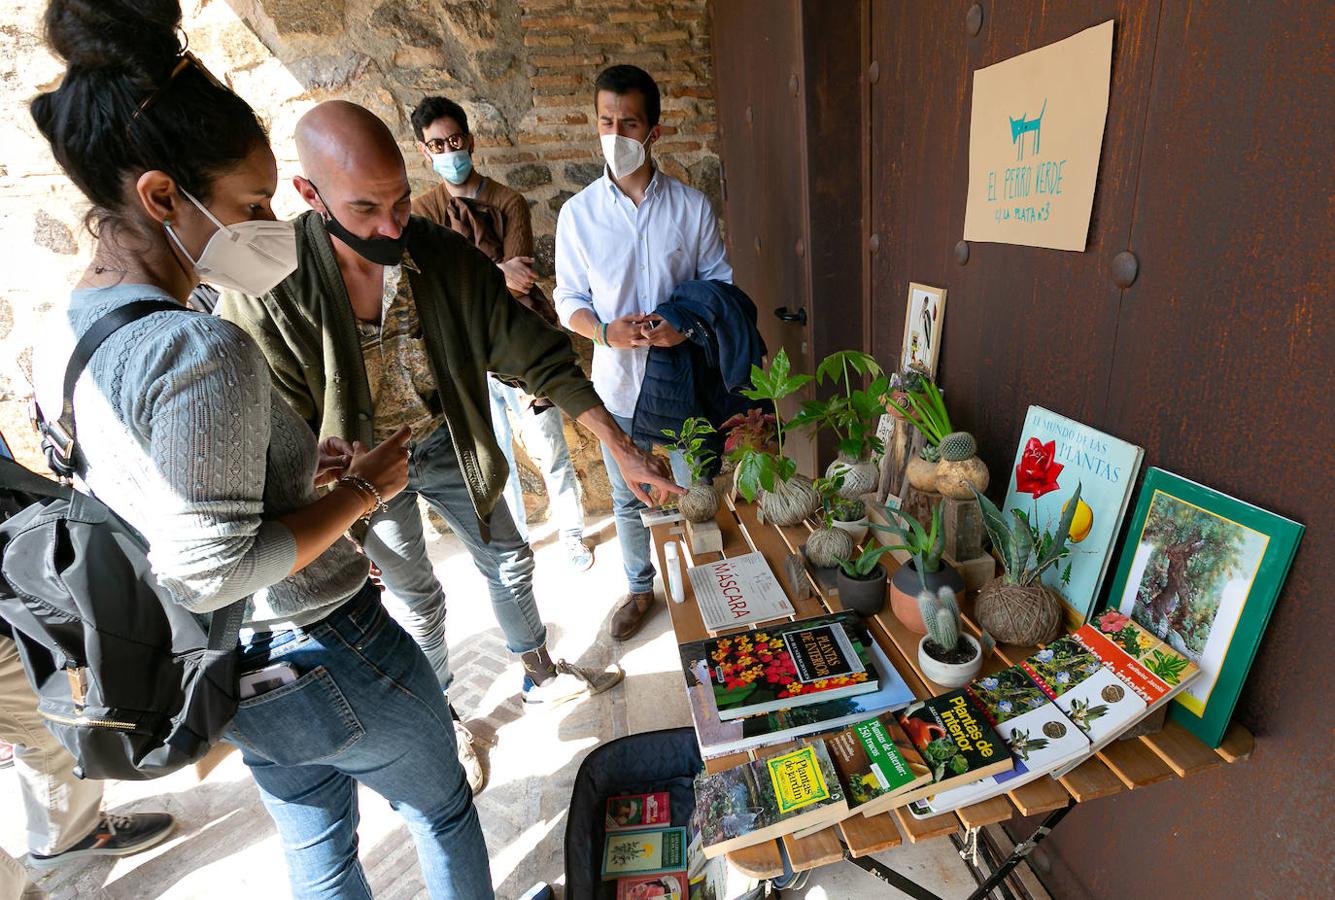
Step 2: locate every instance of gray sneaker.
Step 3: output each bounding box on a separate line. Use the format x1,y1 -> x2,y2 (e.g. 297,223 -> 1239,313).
28,812 -> 174,868
522,659 -> 625,708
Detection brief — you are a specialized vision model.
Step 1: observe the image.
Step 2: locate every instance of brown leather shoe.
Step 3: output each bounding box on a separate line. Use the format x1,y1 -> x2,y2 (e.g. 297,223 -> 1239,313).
609,590 -> 656,640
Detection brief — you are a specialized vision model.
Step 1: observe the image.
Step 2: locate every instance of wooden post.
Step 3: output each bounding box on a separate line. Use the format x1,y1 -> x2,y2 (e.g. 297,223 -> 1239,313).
684,517 -> 724,555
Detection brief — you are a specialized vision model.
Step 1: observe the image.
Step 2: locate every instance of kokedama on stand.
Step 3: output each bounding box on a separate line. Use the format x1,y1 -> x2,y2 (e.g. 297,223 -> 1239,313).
661,416 -> 720,523
804,473 -> 857,569
789,350 -> 889,499
729,349 -> 820,526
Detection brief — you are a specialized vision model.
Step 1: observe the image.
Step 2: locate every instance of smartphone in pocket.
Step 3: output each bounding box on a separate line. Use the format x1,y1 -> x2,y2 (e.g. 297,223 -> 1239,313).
238,662 -> 299,700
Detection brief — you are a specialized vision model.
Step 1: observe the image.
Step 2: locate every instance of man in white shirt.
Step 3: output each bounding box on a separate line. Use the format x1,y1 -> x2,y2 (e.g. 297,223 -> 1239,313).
554,65 -> 733,640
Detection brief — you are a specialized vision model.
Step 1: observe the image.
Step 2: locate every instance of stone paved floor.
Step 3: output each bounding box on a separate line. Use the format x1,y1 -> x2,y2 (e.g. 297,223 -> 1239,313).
1,513 -> 1001,899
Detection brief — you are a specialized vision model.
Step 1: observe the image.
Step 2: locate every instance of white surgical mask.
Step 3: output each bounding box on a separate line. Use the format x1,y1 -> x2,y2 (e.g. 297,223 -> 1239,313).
164,188 -> 298,296
600,133 -> 651,181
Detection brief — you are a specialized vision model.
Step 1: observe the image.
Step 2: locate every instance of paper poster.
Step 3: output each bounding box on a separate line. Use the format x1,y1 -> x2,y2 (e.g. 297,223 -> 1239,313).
963,20 -> 1114,251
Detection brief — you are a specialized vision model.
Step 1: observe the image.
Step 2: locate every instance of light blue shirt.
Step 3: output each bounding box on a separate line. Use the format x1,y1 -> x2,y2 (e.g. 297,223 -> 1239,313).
554,167 -> 732,417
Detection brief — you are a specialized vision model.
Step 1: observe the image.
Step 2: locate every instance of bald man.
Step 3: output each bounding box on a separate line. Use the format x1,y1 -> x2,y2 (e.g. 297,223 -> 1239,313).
218,101 -> 680,792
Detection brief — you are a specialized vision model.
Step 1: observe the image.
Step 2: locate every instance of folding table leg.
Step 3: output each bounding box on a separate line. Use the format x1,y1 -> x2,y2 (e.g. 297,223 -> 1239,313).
963,802 -> 1074,900
840,847 -> 946,900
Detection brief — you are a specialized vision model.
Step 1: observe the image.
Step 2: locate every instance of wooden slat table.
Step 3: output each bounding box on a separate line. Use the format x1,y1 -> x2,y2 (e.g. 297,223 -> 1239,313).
649,497 -> 1254,890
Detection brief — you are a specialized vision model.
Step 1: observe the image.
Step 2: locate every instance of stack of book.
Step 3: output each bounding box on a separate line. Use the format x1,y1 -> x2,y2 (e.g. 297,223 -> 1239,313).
678,611 -> 916,758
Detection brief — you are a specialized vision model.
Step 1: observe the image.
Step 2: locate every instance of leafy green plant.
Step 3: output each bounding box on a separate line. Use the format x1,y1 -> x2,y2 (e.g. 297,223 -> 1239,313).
868,502 -> 944,574
789,351 -> 890,460
835,543 -> 894,580
660,416 -> 717,483
729,349 -> 812,502
972,483 -> 1083,587
887,372 -> 952,459
814,472 -> 865,526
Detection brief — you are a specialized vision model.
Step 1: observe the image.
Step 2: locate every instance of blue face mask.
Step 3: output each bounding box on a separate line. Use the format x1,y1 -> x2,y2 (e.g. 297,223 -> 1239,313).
432,149 -> 473,185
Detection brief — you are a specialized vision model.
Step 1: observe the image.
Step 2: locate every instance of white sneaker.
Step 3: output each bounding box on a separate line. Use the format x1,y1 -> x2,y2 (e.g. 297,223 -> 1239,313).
522,659 -> 625,708
454,719 -> 487,794
564,536 -> 595,572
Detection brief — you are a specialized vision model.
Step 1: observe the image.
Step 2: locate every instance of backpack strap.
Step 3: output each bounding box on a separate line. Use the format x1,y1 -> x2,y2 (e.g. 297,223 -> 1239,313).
42,299 -> 186,477
0,455 -> 71,501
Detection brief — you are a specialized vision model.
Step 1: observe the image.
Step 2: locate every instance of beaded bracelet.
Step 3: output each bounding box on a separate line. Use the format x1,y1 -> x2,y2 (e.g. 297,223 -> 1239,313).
337,474 -> 388,517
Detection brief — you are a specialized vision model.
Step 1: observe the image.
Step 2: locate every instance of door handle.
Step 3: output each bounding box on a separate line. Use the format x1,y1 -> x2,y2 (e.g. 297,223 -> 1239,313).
774,306 -> 808,325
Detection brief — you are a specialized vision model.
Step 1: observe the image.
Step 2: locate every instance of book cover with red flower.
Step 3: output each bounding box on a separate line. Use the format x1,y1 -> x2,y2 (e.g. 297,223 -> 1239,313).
698,612 -> 880,721
1002,406 -> 1144,629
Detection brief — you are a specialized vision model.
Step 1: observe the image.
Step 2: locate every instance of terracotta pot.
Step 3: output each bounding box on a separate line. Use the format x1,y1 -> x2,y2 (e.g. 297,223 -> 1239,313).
889,561 -> 966,634
826,454 -> 878,499
918,634 -> 982,688
805,526 -> 855,569
831,516 -> 870,544
679,479 -> 720,523
905,455 -> 939,491
935,455 -> 990,499
757,475 -> 819,526
836,563 -> 887,616
975,578 -> 1064,645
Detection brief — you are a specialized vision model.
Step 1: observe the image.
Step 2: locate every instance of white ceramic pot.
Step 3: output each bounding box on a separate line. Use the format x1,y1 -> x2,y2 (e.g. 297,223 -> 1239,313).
917,633 -> 982,689
831,516 -> 870,544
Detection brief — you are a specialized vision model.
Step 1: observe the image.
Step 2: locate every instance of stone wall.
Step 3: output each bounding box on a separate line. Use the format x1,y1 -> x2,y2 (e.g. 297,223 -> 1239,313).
0,0 -> 720,516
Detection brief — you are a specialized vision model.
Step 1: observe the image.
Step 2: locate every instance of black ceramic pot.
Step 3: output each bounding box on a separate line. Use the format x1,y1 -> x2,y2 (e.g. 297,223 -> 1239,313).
836,564 -> 888,616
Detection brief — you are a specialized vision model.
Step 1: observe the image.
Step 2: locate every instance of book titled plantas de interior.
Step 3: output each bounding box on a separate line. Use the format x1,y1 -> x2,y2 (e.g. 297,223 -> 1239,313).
891,689 -> 1013,808
693,742 -> 848,858
606,792 -> 671,833
601,826 -> 689,881
688,551 -> 795,634
1002,406 -> 1144,629
702,613 -> 880,721
679,635 -> 914,759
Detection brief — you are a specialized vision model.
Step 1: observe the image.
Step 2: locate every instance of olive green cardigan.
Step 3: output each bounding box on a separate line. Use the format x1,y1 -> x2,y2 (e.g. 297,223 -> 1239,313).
217,211 -> 601,525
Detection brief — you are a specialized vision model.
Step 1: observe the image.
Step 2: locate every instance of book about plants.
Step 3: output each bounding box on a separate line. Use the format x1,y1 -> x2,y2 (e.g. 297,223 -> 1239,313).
616,870 -> 687,900
679,638 -> 914,758
909,666 -> 1089,815
687,551 -> 796,633
1104,467 -> 1303,747
823,713 -> 931,819
1002,406 -> 1144,628
602,827 -> 689,881
606,792 -> 671,833
699,613 -> 880,720
891,689 -> 1013,807
692,742 -> 848,857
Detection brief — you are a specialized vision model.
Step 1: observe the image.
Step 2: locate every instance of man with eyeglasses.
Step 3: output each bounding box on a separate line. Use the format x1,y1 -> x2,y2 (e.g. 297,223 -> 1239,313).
409,96 -> 595,574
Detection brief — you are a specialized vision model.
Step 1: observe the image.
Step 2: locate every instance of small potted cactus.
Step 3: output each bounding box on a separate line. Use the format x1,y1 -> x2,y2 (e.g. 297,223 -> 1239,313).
916,584 -> 982,688
935,430 -> 990,499
661,417 -> 720,523
805,473 -> 857,568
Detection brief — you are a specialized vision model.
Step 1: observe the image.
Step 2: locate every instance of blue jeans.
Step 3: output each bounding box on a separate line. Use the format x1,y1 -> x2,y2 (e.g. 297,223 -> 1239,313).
226,582 -> 493,900
362,423 -> 547,694
488,376 -> 586,542
599,414 -> 690,594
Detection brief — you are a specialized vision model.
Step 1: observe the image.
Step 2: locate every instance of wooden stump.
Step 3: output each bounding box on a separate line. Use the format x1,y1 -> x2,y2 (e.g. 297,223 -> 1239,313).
684,517 -> 724,555
941,496 -> 985,560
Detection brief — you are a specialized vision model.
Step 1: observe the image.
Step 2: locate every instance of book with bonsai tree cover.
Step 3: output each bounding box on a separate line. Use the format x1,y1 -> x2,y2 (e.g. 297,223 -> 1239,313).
693,742 -> 848,857
790,712 -> 931,837
700,612 -> 880,721
890,689 -> 1013,807
905,665 -> 1090,816
602,827 -> 689,881
679,638 -> 914,758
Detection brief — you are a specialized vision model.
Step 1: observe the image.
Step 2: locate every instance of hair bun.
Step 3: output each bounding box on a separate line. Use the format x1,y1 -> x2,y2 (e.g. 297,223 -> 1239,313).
44,0 -> 183,77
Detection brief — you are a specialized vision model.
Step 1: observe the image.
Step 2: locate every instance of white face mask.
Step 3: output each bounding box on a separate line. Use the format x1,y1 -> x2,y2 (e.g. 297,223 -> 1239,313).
164,188 -> 298,296
600,133 -> 651,181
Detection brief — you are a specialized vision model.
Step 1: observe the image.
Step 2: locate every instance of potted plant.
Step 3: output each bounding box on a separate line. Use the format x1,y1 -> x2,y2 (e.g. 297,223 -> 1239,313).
887,372 -> 989,498
916,584 -> 982,688
660,417 -> 719,523
828,495 -> 870,543
804,473 -> 856,569
870,502 -> 965,634
834,544 -> 895,616
730,349 -> 820,526
790,351 -> 888,499
719,408 -> 777,478
970,483 -> 1083,646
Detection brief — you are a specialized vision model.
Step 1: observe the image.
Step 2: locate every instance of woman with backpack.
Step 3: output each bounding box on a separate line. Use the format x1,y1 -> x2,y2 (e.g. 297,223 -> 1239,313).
25,1 -> 493,897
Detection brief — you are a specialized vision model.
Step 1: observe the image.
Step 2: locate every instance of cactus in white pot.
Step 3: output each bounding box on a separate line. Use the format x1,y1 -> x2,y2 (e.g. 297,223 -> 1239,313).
916,581 -> 982,688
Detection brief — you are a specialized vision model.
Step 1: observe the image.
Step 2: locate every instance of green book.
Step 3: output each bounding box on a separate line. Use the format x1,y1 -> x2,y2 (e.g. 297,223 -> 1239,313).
601,827 -> 689,881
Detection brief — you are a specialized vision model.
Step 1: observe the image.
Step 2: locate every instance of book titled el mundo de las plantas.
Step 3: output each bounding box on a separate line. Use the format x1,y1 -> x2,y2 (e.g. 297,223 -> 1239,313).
1002,406 -> 1144,628
701,613 -> 880,720
679,635 -> 914,758
601,826 -> 689,881
891,689 -> 1013,807
693,742 -> 848,857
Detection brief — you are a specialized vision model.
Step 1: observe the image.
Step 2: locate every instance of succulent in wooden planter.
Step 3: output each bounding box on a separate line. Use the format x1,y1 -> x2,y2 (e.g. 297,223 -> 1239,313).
660,417 -> 721,523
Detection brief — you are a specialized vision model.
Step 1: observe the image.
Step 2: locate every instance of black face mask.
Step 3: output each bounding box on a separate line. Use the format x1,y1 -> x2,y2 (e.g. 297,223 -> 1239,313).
313,185 -> 405,266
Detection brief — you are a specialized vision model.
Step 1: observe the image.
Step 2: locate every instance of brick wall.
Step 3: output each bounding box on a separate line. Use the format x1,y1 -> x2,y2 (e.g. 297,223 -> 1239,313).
0,0 -> 720,515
